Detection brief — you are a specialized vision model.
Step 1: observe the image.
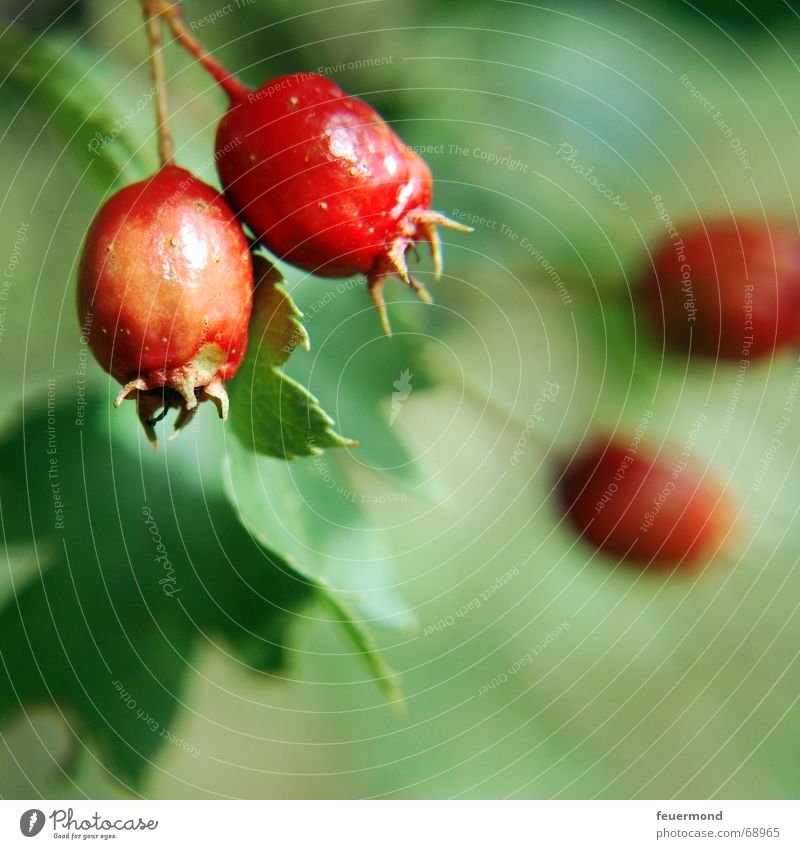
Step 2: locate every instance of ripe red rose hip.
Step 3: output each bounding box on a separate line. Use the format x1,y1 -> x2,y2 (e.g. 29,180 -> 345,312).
214,73 -> 470,333
558,439 -> 733,568
77,165 -> 253,445
642,218 -> 800,360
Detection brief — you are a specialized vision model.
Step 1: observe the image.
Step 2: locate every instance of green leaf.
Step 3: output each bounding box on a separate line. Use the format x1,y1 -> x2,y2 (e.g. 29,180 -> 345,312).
0,395 -> 313,786
0,28 -> 151,190
226,444 -> 413,705
224,443 -> 414,631
225,261 -> 413,700
223,435 -> 414,702
312,581 -> 404,710
230,255 -> 355,460
282,270 -> 441,496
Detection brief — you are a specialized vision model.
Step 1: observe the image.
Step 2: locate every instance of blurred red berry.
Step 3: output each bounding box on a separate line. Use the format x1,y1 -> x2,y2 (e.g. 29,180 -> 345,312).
643,218 -> 800,360
559,439 -> 733,567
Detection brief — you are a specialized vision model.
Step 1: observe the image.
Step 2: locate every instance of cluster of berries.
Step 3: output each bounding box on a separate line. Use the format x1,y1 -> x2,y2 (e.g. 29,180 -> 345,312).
561,218 -> 800,569
77,2 -> 468,445
79,5 -> 791,574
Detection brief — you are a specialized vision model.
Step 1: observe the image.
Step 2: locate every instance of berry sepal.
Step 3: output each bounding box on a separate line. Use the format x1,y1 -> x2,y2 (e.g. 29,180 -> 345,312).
368,210 -> 473,336
115,346 -> 232,449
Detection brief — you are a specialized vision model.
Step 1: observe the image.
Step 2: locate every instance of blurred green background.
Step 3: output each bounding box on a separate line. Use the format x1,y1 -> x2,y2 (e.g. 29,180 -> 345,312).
1,0 -> 800,799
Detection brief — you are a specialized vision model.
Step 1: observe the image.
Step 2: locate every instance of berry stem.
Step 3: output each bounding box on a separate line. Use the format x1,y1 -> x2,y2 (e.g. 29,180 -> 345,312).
142,0 -> 175,167
156,1 -> 252,102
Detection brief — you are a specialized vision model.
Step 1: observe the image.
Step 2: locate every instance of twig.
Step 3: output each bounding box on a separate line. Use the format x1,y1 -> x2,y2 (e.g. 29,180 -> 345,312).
156,1 -> 251,102
142,0 -> 175,166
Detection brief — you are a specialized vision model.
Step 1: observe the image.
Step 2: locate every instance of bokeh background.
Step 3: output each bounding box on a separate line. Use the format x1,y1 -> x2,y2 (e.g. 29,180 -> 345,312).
1,0 -> 800,799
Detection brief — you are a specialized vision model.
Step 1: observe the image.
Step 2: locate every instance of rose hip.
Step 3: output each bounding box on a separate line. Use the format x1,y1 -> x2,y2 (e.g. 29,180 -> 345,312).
77,165 -> 253,445
643,219 -> 800,360
214,73 -> 470,333
559,439 -> 733,567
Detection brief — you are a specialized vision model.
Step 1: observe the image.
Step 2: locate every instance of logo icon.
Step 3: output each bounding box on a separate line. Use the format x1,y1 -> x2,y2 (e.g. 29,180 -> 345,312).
19,809 -> 45,837
390,369 -> 413,424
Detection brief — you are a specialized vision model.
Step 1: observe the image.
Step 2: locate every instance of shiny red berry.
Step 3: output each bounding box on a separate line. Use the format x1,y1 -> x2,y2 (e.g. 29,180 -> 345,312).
77,165 -> 253,445
214,73 -> 469,333
559,439 -> 733,568
642,218 -> 800,360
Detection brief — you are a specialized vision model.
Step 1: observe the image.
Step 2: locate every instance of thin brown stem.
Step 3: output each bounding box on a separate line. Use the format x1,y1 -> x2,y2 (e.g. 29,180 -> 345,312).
142,0 -> 175,167
156,1 -> 251,103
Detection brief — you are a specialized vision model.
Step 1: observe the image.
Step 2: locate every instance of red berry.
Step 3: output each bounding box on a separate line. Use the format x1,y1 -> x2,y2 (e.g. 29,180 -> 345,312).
643,219 -> 800,360
214,73 -> 470,333
77,166 -> 253,445
559,439 -> 733,568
